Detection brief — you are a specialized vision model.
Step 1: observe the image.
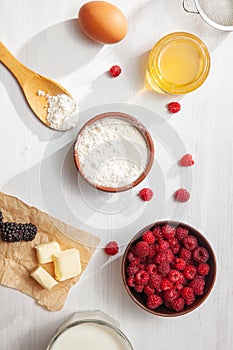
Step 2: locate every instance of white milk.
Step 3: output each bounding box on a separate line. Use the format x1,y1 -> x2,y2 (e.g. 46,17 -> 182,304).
51,323 -> 130,350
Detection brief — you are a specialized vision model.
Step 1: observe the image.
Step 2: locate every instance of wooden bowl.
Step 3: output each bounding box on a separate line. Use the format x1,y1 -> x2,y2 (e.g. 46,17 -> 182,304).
73,112 -> 154,192
121,221 -> 217,317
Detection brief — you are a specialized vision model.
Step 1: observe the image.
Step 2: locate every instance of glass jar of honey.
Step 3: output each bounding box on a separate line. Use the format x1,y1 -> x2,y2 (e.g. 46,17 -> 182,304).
147,32 -> 210,94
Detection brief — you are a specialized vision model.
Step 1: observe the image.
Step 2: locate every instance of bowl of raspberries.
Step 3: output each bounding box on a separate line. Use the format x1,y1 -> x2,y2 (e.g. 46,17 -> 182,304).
122,221 -> 217,317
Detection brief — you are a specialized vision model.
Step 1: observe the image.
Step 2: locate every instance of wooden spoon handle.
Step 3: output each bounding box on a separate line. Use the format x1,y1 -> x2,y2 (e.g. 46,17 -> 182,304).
0,42 -> 33,85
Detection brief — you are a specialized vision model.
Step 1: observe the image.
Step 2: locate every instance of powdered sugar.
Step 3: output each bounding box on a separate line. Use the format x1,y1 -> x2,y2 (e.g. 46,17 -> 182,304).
75,117 -> 148,188
37,90 -> 79,131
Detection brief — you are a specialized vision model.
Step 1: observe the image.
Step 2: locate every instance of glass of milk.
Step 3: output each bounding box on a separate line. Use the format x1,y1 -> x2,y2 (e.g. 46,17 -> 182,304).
46,310 -> 134,350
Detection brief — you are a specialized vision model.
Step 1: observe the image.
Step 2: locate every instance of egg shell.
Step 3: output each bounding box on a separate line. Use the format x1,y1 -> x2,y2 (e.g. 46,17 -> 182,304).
78,1 -> 128,44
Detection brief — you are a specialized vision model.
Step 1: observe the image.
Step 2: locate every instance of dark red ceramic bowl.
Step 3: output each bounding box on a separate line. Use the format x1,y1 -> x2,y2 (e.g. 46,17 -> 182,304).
73,112 -> 154,192
122,221 -> 217,317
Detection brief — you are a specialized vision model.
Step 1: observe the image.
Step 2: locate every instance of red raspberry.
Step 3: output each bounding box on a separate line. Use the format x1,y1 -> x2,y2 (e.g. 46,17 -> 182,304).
163,288 -> 178,302
183,235 -> 198,250
181,286 -> 195,300
189,278 -> 205,295
179,247 -> 192,261
109,65 -> 121,77
168,238 -> 180,254
138,263 -> 146,270
197,263 -> 210,276
142,230 -> 155,244
193,247 -> 209,263
166,249 -> 175,263
167,101 -> 181,113
171,297 -> 185,312
162,224 -> 176,240
164,301 -> 172,309
134,241 -> 150,258
186,295 -> 195,306
135,270 -> 150,285
174,188 -> 190,202
173,257 -> 186,271
127,252 -> 135,263
158,240 -> 169,251
104,241 -> 119,256
144,284 -> 155,296
127,275 -> 135,287
153,226 -> 163,240
148,245 -> 157,258
168,269 -> 183,283
157,262 -> 170,276
174,283 -> 184,292
179,154 -> 194,166
134,284 -> 144,293
154,251 -> 167,264
147,294 -> 163,309
139,188 -> 153,201
146,264 -> 157,275
149,274 -> 162,290
161,277 -> 173,291
183,265 -> 197,280
176,227 -> 189,240
126,264 -> 139,276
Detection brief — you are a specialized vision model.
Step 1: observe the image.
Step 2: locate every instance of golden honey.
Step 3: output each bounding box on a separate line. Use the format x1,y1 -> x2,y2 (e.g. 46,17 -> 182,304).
147,32 -> 210,94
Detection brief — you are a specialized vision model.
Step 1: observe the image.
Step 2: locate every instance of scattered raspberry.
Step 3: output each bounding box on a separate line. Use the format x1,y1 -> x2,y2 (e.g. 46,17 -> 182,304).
139,188 -> 153,201
142,230 -> 155,244
173,257 -> 186,271
193,247 -> 209,263
126,264 -> 139,276
134,241 -> 150,258
174,188 -> 190,202
160,277 -> 173,291
134,284 -> 144,293
176,227 -> 189,241
109,65 -> 121,77
149,274 -> 162,290
183,235 -> 198,250
157,262 -> 170,276
179,247 -> 192,261
162,224 -> 176,240
135,270 -> 150,285
171,297 -> 185,312
189,278 -> 205,295
127,275 -> 135,287
181,287 -> 195,300
167,101 -> 181,113
183,265 -> 197,280
104,241 -> 119,256
144,284 -> 155,295
163,288 -> 178,302
147,294 -> 163,309
153,226 -> 163,239
197,263 -> 210,276
179,154 -> 194,166
146,264 -> 157,275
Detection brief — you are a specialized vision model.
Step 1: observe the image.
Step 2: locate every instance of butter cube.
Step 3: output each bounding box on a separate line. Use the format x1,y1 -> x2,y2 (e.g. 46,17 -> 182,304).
35,241 -> 61,264
31,266 -> 58,290
53,248 -> 82,282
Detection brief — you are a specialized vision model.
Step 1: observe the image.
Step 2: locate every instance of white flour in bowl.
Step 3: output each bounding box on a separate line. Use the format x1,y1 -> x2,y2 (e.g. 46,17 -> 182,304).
37,90 -> 79,131
75,117 -> 149,188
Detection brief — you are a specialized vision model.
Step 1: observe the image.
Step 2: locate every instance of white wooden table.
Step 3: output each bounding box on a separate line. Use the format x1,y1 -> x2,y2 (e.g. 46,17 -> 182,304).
0,1 -> 233,349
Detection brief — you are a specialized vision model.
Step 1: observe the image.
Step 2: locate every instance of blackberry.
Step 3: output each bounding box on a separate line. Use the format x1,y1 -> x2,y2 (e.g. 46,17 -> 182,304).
1,221 -> 37,242
0,211 -> 3,229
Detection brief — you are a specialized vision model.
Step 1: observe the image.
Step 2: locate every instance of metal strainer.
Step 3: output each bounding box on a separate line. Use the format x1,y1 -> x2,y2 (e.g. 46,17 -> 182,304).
183,0 -> 233,31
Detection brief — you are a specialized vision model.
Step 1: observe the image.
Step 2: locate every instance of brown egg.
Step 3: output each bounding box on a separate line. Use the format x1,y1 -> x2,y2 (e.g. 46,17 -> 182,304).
78,1 -> 128,44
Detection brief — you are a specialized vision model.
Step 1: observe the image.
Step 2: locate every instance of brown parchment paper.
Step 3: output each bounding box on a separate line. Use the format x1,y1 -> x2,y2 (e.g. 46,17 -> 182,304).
0,192 -> 100,311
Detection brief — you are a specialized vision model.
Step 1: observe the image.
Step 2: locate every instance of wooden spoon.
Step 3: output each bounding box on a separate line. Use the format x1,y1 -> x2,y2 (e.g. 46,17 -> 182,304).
0,42 -> 77,131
